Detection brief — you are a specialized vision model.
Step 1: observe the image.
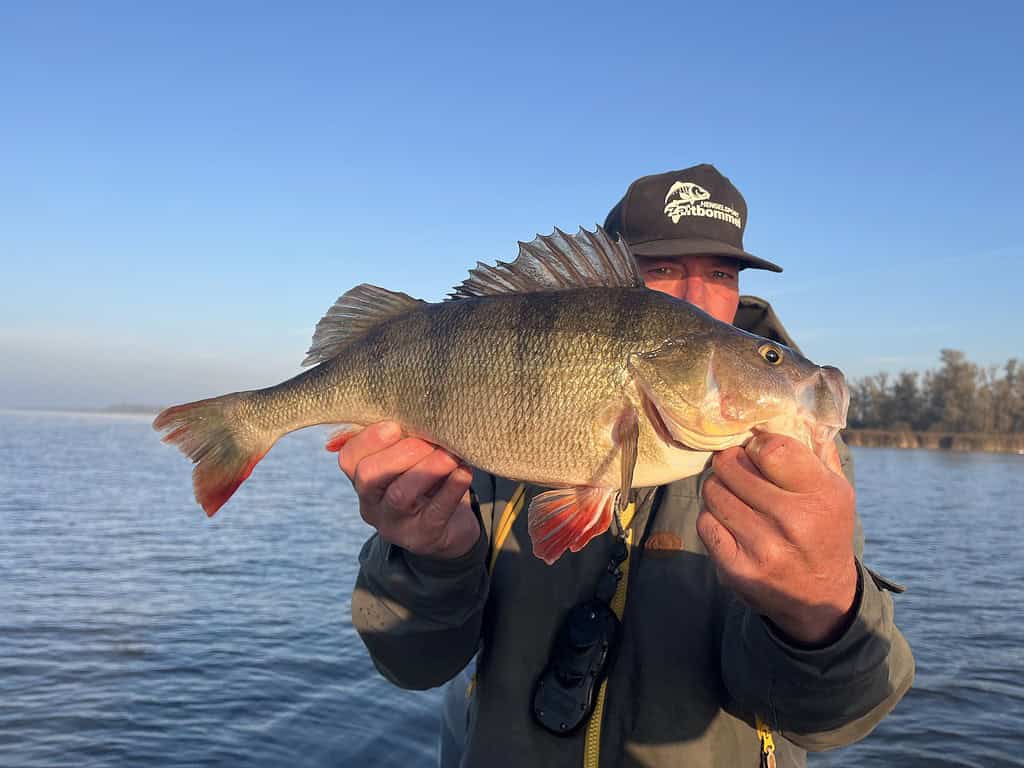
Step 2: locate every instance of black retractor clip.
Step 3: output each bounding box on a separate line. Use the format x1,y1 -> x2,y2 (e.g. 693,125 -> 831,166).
531,538 -> 629,735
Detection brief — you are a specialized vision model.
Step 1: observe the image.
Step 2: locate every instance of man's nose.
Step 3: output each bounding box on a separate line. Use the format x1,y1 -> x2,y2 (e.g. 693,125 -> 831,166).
679,276 -> 706,305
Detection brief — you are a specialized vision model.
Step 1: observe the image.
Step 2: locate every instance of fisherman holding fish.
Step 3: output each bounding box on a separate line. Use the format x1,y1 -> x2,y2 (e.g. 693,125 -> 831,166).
339,165 -> 914,767
155,164 -> 914,766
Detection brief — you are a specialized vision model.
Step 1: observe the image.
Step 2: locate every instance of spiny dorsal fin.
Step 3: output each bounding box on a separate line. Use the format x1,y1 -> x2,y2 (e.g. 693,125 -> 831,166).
302,284 -> 425,367
448,225 -> 642,300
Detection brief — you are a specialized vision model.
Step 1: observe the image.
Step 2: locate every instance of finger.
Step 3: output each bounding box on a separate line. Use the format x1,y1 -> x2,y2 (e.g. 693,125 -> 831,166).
702,472 -> 773,549
352,439 -> 437,502
440,491 -> 481,557
744,432 -> 829,494
387,488 -> 478,558
696,505 -> 740,567
710,447 -> 785,518
338,421 -> 403,478
417,467 -> 474,536
382,448 -> 463,514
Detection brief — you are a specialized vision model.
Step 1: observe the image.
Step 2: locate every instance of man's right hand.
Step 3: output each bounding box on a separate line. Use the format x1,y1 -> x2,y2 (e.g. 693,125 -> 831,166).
337,421 -> 481,560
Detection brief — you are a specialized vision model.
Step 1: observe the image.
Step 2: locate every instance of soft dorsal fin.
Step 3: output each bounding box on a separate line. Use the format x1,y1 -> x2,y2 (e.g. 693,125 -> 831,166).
302,284 -> 425,367
448,226 -> 643,300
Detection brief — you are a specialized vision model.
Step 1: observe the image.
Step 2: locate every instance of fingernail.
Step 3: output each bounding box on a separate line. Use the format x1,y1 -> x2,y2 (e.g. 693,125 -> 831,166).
378,421 -> 400,439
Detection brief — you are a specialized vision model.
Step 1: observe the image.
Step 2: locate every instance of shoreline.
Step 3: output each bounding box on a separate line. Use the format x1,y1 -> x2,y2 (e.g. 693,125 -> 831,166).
843,428 -> 1024,454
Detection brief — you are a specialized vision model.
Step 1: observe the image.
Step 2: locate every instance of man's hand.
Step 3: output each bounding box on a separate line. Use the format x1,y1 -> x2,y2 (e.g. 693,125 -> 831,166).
697,433 -> 859,645
336,421 -> 481,559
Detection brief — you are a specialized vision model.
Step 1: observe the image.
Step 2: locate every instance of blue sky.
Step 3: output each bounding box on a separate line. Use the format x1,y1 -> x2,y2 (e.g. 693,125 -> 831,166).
1,1 -> 1021,409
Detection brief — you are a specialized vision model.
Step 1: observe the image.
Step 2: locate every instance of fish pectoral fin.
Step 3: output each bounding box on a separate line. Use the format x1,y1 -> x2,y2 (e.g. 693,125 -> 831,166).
527,486 -> 616,565
447,226 -> 643,300
615,406 -> 639,513
302,284 -> 426,367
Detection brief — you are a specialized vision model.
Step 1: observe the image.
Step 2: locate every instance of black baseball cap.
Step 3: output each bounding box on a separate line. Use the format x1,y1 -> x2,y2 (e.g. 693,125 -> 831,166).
603,163 -> 783,272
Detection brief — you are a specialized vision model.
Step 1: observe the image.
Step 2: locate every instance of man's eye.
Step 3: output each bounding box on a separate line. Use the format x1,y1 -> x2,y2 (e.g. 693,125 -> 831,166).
647,267 -> 676,278
711,270 -> 734,280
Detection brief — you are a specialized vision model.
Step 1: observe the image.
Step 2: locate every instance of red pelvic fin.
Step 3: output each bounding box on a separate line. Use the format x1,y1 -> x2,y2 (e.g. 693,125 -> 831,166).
527,486 -> 616,565
325,425 -> 363,453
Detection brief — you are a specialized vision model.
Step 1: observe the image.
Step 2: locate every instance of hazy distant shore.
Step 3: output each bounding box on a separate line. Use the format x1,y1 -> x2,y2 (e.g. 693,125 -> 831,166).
843,428 -> 1024,454
6,405 -> 161,416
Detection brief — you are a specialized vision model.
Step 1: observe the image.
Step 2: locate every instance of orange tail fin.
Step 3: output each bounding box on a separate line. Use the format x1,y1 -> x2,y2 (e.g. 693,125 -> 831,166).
153,393 -> 274,516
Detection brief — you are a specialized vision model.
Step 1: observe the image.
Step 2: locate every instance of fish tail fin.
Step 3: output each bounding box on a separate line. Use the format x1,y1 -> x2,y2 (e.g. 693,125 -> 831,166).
153,392 -> 276,516
527,486 -> 616,565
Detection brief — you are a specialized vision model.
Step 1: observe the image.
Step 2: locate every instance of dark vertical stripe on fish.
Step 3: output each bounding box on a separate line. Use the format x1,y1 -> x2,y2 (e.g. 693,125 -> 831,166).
426,301 -> 457,429
612,289 -> 634,346
534,292 -> 565,406
513,295 -> 532,413
370,323 -> 394,415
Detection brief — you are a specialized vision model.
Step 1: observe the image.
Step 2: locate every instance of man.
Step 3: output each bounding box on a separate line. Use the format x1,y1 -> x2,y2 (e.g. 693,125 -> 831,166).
343,164 -> 914,766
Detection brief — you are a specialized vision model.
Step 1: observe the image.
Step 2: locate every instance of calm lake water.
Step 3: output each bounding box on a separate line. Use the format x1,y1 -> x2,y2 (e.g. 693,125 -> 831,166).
1,410 -> 1021,767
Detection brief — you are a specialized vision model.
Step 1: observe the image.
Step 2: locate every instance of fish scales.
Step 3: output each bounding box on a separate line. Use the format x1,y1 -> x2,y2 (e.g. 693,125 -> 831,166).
154,225 -> 849,563
322,289 -> 650,486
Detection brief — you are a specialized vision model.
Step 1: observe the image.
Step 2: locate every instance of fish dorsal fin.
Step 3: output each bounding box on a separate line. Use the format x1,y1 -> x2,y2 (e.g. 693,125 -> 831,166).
448,225 -> 643,300
302,284 -> 425,367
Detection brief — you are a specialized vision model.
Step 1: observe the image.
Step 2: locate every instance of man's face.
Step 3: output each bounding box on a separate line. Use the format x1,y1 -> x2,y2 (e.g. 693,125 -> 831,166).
635,254 -> 741,324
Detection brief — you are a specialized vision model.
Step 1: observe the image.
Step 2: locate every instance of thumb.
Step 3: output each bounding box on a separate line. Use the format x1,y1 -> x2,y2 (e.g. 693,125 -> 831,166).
744,433 -> 829,494
820,438 -> 844,476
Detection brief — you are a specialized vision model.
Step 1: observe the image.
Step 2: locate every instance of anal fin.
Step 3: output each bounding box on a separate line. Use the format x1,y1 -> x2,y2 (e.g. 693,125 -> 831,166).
325,424 -> 363,452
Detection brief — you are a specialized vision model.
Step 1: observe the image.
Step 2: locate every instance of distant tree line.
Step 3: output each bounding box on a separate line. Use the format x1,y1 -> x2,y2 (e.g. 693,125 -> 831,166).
848,350 -> 1024,433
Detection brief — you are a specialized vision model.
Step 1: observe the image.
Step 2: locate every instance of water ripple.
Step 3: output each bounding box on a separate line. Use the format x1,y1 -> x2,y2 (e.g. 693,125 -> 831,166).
1,414 -> 1021,767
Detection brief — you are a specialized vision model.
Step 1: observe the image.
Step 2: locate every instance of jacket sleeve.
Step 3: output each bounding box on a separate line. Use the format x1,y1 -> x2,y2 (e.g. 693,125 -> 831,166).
719,438 -> 916,750
350,473 -> 494,691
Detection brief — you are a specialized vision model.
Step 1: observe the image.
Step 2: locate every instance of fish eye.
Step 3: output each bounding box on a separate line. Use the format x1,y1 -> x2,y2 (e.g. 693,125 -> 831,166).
759,343 -> 783,365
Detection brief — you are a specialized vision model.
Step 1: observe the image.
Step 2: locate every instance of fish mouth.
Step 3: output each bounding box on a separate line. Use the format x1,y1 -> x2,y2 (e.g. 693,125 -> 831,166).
758,411 -> 840,451
797,366 -> 850,429
637,376 -> 751,453
749,366 -> 849,461
760,371 -> 848,462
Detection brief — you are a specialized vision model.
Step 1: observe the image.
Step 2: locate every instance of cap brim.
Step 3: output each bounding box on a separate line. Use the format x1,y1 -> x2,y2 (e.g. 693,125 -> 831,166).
627,237 -> 783,273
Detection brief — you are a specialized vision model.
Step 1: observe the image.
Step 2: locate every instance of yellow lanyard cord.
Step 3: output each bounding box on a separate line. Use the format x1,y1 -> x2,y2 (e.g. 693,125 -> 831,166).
756,715 -> 777,768
471,487 -> 642,768
489,483 -> 527,573
467,484 -> 528,701
479,488 -> 774,768
582,502 -> 636,768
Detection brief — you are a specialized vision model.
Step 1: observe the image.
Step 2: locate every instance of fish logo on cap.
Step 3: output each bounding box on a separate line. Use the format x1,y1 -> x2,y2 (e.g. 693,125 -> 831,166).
664,182 -> 711,223
663,180 -> 743,228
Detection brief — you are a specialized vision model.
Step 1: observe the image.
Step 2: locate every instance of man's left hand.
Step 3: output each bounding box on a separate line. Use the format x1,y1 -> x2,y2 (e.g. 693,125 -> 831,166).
697,433 -> 859,646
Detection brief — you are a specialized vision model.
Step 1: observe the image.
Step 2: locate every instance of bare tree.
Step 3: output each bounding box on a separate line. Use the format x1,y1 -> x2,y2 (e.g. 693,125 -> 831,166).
849,351 -> 1022,434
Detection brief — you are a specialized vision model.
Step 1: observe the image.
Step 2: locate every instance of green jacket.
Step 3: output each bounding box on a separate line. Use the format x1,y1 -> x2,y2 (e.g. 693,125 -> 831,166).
352,296 -> 915,767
